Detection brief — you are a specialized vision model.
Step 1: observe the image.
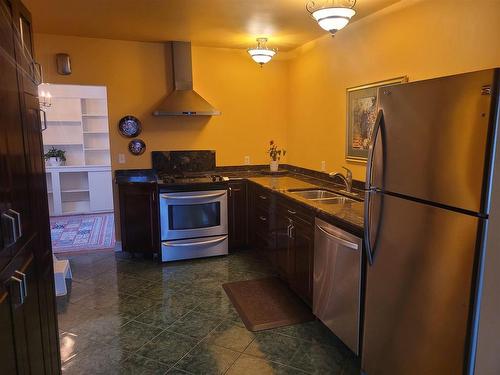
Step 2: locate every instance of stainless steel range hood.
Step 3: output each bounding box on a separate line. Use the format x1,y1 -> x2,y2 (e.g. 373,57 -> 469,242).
153,42 -> 221,116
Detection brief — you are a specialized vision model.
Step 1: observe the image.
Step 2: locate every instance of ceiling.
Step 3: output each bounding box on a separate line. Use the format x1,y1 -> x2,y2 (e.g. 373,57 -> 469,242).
24,0 -> 400,51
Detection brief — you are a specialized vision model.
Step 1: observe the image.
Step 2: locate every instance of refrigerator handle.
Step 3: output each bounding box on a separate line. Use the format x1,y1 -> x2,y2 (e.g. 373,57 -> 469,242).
364,190 -> 375,265
365,109 -> 384,190
364,109 -> 384,266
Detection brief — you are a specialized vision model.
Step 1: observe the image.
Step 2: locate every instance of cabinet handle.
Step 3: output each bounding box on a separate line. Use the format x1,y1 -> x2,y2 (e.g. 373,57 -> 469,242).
1,212 -> 17,245
10,276 -> 24,305
14,271 -> 27,299
228,187 -> 232,197
259,195 -> 267,200
259,216 -> 267,222
287,209 -> 296,215
40,109 -> 48,131
8,209 -> 22,239
289,224 -> 295,239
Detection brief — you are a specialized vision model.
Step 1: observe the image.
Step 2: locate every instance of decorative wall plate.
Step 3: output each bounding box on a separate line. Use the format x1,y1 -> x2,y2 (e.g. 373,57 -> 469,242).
128,139 -> 146,155
119,115 -> 142,138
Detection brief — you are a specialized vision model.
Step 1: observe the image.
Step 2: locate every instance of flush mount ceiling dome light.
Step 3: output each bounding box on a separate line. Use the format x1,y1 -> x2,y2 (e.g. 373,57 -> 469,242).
306,0 -> 356,36
248,38 -> 277,66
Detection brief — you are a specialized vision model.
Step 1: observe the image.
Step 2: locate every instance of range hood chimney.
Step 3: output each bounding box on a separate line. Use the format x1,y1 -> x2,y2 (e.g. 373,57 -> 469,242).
153,42 -> 221,116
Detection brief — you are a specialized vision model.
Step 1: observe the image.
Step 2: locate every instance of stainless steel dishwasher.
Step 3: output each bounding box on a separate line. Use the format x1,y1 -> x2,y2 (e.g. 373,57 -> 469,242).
313,217 -> 362,354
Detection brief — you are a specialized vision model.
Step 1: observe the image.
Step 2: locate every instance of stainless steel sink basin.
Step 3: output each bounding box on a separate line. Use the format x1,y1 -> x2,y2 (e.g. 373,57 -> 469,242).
289,189 -> 341,200
317,197 -> 356,204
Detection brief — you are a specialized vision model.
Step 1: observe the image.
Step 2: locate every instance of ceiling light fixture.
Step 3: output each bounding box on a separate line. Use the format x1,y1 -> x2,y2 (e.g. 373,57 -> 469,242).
248,38 -> 277,67
306,0 -> 356,36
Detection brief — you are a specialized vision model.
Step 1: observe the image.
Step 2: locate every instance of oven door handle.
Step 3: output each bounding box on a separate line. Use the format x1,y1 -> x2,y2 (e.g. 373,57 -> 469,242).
160,191 -> 226,200
162,235 -> 228,247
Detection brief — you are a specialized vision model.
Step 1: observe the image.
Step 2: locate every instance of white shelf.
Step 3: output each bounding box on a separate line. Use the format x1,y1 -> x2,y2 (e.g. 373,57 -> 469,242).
42,85 -> 113,217
61,189 -> 89,193
62,200 -> 91,215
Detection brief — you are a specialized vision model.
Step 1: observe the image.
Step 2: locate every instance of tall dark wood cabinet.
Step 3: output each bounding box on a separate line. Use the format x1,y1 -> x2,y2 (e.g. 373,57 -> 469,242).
0,0 -> 61,373
228,181 -> 248,250
118,183 -> 159,257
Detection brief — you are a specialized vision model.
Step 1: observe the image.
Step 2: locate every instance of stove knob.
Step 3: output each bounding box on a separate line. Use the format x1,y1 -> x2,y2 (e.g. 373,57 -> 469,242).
211,175 -> 217,182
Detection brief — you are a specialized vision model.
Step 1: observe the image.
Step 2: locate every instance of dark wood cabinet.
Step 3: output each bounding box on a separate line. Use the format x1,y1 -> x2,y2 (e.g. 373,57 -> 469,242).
228,181 -> 248,250
118,183 -> 159,257
248,184 -> 275,260
287,217 -> 315,304
247,183 -> 315,305
0,0 -> 60,373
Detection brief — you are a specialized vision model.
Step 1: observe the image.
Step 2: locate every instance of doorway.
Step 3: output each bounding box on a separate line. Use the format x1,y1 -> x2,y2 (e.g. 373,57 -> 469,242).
40,84 -> 115,254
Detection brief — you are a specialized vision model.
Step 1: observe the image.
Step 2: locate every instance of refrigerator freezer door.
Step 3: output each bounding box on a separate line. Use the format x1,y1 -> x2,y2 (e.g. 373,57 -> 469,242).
362,192 -> 483,375
370,69 -> 497,214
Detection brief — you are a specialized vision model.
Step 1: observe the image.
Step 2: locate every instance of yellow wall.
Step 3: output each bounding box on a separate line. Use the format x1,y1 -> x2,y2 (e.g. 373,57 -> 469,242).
287,0 -> 500,180
34,34 -> 289,169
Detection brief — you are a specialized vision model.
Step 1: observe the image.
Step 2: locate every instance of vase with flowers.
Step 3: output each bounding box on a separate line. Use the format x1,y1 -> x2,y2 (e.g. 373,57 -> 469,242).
268,140 -> 286,172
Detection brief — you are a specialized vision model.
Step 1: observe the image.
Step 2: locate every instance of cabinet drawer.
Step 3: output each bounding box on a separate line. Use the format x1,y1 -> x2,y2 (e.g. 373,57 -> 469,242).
277,200 -> 314,228
255,193 -> 271,211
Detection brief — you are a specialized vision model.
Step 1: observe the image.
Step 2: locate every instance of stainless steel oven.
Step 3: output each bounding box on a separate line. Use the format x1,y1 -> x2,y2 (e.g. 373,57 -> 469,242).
159,189 -> 228,261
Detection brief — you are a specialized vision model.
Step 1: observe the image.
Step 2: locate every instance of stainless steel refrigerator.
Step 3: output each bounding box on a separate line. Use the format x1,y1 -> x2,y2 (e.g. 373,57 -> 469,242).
362,69 -> 500,375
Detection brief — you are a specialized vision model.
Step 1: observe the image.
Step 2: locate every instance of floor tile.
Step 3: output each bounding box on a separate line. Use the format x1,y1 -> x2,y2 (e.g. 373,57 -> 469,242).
226,354 -> 307,375
272,320 -> 350,350
118,353 -> 170,375
106,320 -> 163,352
175,342 -> 240,374
289,340 -> 346,374
136,331 -> 197,367
61,342 -> 131,375
194,294 -> 238,319
167,310 -> 223,339
205,320 -> 255,352
243,331 -> 301,366
134,293 -> 201,329
59,332 -> 96,364
58,251 -> 355,375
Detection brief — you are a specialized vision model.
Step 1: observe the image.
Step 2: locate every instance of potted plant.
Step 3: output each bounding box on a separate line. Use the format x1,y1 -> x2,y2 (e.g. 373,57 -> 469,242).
268,140 -> 286,172
44,147 -> 66,167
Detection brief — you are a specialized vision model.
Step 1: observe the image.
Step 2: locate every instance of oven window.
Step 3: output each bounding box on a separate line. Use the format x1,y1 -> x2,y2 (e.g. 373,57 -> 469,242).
168,202 -> 221,230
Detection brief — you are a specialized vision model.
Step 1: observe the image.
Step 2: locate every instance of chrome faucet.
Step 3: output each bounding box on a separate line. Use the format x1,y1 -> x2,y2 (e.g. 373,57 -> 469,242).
329,167 -> 353,193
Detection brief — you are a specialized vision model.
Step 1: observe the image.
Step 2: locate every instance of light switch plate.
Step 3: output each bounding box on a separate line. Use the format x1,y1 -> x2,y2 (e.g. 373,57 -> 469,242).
118,153 -> 126,164
321,161 -> 326,171
244,156 -> 250,165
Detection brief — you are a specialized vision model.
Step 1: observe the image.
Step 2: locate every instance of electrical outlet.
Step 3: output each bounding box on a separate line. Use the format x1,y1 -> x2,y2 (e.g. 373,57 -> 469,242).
321,161 -> 326,171
118,153 -> 126,164
244,156 -> 250,165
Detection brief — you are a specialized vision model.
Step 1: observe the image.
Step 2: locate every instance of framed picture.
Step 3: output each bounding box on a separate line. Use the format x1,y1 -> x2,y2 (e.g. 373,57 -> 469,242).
346,76 -> 408,162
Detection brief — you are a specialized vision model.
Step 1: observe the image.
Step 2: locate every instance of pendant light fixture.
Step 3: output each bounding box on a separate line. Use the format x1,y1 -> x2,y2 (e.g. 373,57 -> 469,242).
248,38 -> 277,67
306,0 -> 356,36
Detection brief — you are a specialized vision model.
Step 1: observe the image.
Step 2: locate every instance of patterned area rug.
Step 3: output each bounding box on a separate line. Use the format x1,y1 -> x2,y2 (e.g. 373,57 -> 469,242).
50,213 -> 115,253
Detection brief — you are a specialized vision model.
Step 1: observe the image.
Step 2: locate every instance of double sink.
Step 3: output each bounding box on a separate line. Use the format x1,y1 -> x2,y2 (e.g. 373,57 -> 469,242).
289,189 -> 361,205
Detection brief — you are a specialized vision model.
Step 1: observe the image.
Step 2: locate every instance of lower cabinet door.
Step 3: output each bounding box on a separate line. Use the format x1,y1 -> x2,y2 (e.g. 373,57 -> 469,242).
289,220 -> 315,305
89,170 -> 114,212
5,239 -> 47,375
119,184 -> 159,256
0,286 -> 19,375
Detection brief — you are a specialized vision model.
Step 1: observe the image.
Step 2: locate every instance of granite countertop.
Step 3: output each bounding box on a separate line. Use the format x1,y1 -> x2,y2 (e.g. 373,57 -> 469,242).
115,168 -> 365,233
247,175 -> 364,233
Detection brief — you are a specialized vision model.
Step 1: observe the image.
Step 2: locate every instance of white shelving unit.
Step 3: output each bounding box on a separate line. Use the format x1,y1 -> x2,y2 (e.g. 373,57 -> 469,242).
40,84 -> 113,216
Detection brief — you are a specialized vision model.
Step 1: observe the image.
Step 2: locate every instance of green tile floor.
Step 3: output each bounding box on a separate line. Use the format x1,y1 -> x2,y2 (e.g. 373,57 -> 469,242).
57,250 -> 360,374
